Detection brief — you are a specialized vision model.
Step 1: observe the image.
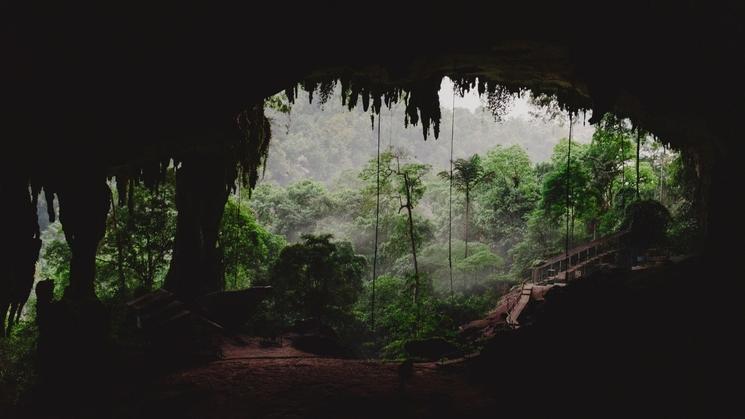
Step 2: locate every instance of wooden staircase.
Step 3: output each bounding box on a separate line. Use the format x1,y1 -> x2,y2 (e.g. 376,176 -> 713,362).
530,230 -> 629,284
461,230 -> 671,337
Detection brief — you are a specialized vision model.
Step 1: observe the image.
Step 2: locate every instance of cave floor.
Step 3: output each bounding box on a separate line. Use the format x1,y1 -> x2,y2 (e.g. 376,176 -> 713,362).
115,338 -> 497,419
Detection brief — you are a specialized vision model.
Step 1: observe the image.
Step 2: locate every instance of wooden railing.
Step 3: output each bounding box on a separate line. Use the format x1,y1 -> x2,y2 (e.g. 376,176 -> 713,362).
530,230 -> 629,283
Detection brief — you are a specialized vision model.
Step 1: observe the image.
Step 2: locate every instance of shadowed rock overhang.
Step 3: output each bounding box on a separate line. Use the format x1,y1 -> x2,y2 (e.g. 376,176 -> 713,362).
4,2 -> 743,151
2,1 -> 743,246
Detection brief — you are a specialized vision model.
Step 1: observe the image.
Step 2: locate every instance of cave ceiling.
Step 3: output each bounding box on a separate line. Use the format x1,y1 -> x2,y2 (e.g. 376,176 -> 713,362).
2,1 -> 744,179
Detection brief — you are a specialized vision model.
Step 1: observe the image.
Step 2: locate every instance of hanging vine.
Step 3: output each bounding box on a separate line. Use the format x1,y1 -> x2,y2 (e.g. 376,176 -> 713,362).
448,82 -> 456,299
565,113 -> 574,262
371,113 -> 381,332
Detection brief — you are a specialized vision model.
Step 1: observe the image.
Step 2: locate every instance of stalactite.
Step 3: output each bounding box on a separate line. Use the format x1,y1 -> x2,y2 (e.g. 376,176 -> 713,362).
302,80 -> 317,103
284,84 -> 298,103
127,177 -> 136,214
163,102 -> 272,300
362,89 -> 370,112
348,85 -> 360,110
282,74 -> 591,141
31,182 -> 42,208
372,93 -> 382,115
477,78 -> 487,96
115,173 -> 128,207
44,188 -> 56,223
236,103 -> 272,195
0,174 -> 41,337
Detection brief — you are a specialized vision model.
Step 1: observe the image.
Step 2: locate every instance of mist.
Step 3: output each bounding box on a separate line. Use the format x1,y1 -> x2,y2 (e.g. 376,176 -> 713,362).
262,80 -> 594,187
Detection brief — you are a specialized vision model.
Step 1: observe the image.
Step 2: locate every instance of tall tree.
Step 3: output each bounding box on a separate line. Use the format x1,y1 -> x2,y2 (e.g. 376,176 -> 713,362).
581,117 -> 635,237
43,176 -> 178,299
475,145 -> 539,256
267,234 -> 366,326
360,150 -> 432,302
359,151 -> 397,267
118,178 -> 176,292
439,154 -> 491,259
391,154 -> 430,304
636,129 -> 642,200
218,199 -> 286,290
541,139 -> 593,240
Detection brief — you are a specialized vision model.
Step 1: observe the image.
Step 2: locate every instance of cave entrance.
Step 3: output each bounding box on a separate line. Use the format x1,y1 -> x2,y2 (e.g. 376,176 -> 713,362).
18,77 -> 699,352
19,78 -> 711,418
3,4 -> 742,410
32,77 -> 702,368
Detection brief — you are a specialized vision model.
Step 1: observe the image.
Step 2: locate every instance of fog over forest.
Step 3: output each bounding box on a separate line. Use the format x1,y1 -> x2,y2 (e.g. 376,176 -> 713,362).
262,79 -> 595,186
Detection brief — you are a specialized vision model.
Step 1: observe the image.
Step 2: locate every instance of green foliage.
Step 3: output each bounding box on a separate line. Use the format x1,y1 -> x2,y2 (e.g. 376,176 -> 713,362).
583,119 -> 635,212
250,181 -> 335,242
418,240 -> 503,294
393,159 -> 431,208
103,177 -> 177,296
359,151 -> 431,284
0,319 -> 37,408
39,223 -> 72,298
508,210 -> 563,279
219,199 -> 286,290
621,199 -> 671,249
262,234 -> 366,327
264,93 -> 292,114
667,200 -> 700,254
540,138 -> 594,222
381,214 -> 434,266
40,176 -> 177,299
439,154 -> 487,194
507,117 -> 678,279
356,275 -> 494,358
439,154 -> 491,257
455,245 -> 503,277
536,117 -> 663,247
475,145 -> 540,254
665,152 -> 702,253
244,117 -> 691,360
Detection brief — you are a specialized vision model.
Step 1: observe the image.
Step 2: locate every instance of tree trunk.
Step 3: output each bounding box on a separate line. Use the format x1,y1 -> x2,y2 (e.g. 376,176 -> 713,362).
570,206 -> 575,250
403,174 -> 420,304
145,234 -> 153,291
110,199 -> 127,296
636,130 -> 641,199
592,219 -> 597,241
164,154 -> 230,301
464,187 -> 469,259
565,133 -> 572,260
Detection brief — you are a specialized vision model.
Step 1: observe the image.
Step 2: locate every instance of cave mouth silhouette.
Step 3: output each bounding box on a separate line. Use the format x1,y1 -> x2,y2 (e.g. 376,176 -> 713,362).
2,2 -> 743,417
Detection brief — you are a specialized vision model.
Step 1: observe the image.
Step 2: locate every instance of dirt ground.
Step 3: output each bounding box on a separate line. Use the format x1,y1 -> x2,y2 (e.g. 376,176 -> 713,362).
117,337 -> 497,419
